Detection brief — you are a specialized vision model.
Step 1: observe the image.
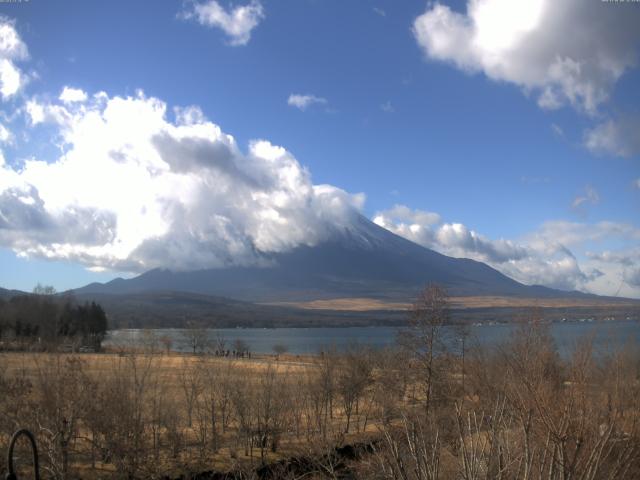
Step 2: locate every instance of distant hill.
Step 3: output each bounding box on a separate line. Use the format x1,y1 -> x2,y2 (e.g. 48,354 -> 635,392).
0,287 -> 27,299
73,291 -> 408,329
74,215 -> 602,302
72,290 -> 639,329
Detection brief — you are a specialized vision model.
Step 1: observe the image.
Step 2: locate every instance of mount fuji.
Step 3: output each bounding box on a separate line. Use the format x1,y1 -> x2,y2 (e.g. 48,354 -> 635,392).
74,215 -> 592,302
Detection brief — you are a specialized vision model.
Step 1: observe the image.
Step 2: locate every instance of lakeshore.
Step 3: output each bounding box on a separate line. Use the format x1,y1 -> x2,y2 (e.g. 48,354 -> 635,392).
105,317 -> 640,356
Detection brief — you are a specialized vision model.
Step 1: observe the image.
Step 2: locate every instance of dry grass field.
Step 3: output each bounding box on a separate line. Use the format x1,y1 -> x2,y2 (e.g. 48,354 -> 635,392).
1,306 -> 639,479
268,295 -> 640,311
0,349 -> 383,479
1,350 -> 315,382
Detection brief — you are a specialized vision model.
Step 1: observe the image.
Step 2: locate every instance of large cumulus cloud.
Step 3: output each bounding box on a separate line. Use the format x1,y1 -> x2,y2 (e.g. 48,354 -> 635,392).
413,0 -> 640,160
413,0 -> 640,114
0,91 -> 364,272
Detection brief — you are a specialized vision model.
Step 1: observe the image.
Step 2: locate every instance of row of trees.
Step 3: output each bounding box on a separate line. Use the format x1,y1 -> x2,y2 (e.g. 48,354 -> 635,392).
0,286 -> 108,350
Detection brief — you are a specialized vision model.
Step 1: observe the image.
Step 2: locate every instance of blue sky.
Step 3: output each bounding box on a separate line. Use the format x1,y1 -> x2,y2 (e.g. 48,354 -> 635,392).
0,0 -> 639,297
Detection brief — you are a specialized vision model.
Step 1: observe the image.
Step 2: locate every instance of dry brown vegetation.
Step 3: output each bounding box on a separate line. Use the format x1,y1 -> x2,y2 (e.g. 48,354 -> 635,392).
267,295 -> 639,312
0,346 -> 384,479
0,286 -> 639,479
363,286 -> 640,480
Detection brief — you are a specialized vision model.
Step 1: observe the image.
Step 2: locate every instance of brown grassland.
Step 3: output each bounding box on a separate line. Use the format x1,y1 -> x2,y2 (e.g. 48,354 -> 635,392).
0,287 -> 639,480
267,295 -> 640,312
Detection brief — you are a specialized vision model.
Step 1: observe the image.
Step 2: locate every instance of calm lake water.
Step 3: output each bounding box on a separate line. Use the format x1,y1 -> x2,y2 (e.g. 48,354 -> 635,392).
105,319 -> 640,357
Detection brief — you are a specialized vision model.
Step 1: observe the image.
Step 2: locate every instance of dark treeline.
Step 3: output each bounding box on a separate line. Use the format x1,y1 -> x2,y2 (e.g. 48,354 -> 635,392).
0,286 -> 108,350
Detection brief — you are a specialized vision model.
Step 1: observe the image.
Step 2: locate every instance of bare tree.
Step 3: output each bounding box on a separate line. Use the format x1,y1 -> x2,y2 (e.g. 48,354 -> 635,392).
233,338 -> 250,357
33,283 -> 57,296
32,355 -> 93,479
215,331 -> 227,355
375,413 -> 441,480
253,363 -> 291,461
91,353 -> 157,478
313,348 -> 338,440
337,346 -> 373,433
230,375 -> 255,457
273,344 -> 288,360
179,358 -> 202,428
159,334 -> 173,355
399,284 -> 450,417
141,329 -> 160,354
181,322 -> 209,354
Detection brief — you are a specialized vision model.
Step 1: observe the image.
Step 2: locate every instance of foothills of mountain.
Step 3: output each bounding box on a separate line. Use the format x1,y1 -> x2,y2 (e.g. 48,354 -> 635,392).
69,291 -> 637,329
0,291 -> 108,350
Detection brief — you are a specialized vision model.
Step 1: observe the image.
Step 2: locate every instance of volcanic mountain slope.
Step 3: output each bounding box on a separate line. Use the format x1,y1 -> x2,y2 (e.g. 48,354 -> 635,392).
75,215 -> 597,302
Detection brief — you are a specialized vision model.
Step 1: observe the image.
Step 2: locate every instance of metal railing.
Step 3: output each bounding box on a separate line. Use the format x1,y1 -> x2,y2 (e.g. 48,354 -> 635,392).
5,429 -> 40,480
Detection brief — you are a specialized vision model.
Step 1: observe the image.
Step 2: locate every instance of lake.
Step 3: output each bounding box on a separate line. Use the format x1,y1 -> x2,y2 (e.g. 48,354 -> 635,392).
105,319 -> 640,357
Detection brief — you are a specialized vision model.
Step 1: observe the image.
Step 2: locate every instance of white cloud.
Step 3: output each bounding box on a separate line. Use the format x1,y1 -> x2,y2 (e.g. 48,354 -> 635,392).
625,268 -> 640,288
0,59 -> 21,99
436,223 -> 531,264
375,204 -> 440,227
530,220 -> 640,247
635,178 -> 640,189
0,91 -> 364,272
0,18 -> 28,99
587,248 -> 640,295
287,93 -> 327,111
373,7 -> 386,17
25,99 -> 44,124
571,185 -> 599,210
374,205 -> 527,265
584,115 -> 640,158
59,86 -> 88,104
374,204 -> 640,297
181,0 -> 265,46
551,123 -> 564,138
0,123 -> 11,143
380,101 -> 394,113
413,0 -> 640,115
25,98 -> 72,126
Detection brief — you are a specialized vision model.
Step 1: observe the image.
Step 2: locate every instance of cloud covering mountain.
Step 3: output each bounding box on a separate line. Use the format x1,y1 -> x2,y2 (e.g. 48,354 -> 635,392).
374,206 -> 640,297
2,89 -> 364,272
